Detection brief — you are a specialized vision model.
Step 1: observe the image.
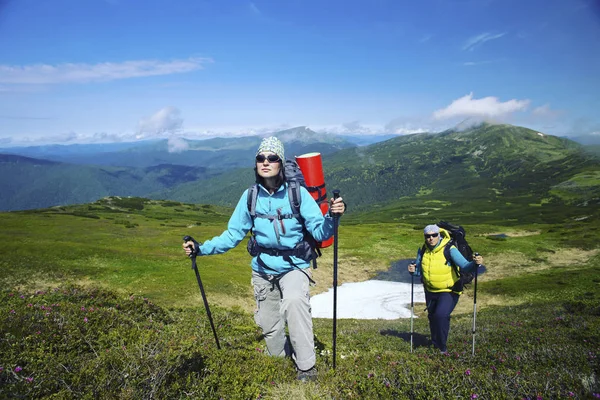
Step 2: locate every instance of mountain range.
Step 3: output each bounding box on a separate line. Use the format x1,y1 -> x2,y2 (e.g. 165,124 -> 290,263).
1,124 -> 599,218
1,127 -> 355,169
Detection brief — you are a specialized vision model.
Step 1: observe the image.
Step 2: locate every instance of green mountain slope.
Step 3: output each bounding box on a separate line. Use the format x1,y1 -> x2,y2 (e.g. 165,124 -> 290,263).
0,155 -> 217,211
165,124 -> 600,224
325,124 -> 592,205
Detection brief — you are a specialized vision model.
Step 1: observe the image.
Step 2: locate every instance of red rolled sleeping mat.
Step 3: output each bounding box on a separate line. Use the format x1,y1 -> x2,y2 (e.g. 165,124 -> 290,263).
296,152 -> 333,248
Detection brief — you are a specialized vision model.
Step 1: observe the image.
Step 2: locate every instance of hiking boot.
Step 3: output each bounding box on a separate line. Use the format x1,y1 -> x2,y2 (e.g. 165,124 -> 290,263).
297,366 -> 318,382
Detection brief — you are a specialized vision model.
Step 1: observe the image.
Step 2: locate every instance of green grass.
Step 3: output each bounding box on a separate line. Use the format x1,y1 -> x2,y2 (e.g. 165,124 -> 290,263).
1,197 -> 599,398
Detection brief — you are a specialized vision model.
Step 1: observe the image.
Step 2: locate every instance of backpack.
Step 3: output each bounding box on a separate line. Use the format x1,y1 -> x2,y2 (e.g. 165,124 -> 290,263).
246,159 -> 325,269
420,221 -> 475,291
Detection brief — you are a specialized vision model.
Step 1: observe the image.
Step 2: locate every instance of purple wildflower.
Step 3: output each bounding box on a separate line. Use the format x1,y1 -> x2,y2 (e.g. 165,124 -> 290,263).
25,377 -> 33,383
471,395 -> 478,399
84,317 -> 88,323
465,369 -> 471,376
15,366 -> 22,373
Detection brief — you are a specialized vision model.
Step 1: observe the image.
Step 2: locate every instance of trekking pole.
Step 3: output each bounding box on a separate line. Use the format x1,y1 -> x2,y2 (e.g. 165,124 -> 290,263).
472,252 -> 481,357
331,190 -> 340,369
183,235 -> 221,350
410,262 -> 415,353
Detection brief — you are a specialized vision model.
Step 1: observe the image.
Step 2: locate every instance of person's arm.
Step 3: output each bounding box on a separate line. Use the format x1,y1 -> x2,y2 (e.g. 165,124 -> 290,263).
198,190 -> 253,255
409,249 -> 423,277
448,247 -> 477,272
299,187 -> 335,242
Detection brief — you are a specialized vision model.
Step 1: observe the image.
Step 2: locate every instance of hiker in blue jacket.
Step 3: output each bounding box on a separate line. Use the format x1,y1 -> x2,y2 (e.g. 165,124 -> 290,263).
183,136 -> 345,382
408,224 -> 483,353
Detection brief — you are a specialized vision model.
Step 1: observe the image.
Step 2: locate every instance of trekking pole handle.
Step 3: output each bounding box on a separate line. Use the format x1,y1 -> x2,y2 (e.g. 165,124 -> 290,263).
183,235 -> 201,259
332,190 -> 341,218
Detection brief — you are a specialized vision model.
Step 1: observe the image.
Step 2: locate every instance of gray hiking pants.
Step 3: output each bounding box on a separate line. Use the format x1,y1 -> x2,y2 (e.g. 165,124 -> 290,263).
251,269 -> 316,371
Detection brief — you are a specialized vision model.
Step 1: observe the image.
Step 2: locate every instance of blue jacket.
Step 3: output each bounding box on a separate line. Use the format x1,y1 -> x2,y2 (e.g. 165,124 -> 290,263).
199,182 -> 336,275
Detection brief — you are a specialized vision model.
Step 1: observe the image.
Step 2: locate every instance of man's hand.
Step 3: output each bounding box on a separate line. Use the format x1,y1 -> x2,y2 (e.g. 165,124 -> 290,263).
408,262 -> 416,274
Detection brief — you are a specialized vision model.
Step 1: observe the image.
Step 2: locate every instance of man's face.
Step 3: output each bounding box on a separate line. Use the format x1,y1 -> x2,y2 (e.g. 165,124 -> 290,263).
424,231 -> 440,246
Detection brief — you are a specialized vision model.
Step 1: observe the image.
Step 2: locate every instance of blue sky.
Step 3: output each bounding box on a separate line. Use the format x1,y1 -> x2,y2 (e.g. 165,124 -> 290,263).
0,0 -> 599,145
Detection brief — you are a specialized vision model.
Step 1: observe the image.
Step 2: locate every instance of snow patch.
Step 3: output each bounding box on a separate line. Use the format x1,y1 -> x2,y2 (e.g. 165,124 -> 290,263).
311,280 -> 426,320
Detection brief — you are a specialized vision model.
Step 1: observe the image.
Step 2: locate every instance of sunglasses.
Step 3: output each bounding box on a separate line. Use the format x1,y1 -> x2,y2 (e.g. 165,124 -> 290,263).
256,154 -> 281,163
424,233 -> 439,239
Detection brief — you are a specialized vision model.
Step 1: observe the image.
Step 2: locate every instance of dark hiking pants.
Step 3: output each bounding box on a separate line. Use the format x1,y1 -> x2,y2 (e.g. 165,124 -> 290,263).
425,290 -> 460,352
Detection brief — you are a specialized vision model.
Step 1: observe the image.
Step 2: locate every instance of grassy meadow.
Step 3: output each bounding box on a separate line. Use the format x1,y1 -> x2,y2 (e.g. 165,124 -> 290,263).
1,196 -> 599,399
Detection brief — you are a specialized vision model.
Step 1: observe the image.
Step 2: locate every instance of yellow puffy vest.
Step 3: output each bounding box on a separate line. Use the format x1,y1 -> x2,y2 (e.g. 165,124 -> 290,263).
420,229 -> 460,293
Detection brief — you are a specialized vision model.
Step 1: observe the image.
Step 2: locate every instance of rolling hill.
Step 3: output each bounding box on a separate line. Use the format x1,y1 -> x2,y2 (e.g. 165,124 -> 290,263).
162,123 -> 600,224
2,123 -> 599,221
0,155 -> 217,211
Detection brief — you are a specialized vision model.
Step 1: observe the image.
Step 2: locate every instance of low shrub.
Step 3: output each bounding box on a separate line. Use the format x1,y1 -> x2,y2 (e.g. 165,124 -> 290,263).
1,284 -> 599,399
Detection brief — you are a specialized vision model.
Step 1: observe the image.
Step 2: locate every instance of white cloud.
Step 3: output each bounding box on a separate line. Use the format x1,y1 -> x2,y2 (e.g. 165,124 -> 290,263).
329,121 -> 381,135
136,107 -> 183,139
249,2 -> 261,14
0,58 -> 211,84
532,104 -> 562,118
433,93 -> 530,120
462,32 -> 506,51
463,60 -> 496,66
419,34 -> 433,43
167,137 -> 190,153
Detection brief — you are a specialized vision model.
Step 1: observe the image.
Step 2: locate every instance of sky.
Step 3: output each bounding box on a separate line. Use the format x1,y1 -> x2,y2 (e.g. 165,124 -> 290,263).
0,0 -> 599,146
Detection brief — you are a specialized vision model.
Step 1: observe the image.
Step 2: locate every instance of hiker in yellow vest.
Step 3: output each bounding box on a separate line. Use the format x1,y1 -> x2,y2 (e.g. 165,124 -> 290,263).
408,224 -> 484,353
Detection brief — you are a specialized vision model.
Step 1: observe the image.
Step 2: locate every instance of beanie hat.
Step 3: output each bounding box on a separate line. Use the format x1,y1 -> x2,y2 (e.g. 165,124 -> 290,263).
256,136 -> 285,162
424,224 -> 440,234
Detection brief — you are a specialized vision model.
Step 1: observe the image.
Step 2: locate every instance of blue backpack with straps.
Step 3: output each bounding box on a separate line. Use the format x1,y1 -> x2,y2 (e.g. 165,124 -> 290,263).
246,159 -> 325,270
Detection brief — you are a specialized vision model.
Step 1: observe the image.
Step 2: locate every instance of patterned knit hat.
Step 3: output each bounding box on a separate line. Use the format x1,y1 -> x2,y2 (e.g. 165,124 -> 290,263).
256,136 -> 285,162
424,224 -> 440,234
